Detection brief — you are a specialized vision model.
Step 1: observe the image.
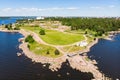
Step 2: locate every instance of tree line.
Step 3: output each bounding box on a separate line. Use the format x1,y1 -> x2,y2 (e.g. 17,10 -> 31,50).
45,17 -> 120,36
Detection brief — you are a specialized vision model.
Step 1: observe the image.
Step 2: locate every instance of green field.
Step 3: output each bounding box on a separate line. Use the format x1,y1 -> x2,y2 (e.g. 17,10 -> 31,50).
40,30 -> 84,45
22,26 -> 85,45
28,42 -> 62,58
63,45 -> 85,53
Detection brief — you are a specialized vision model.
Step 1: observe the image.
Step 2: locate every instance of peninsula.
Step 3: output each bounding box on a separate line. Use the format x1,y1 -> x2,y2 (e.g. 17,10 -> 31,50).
0,17 -> 120,80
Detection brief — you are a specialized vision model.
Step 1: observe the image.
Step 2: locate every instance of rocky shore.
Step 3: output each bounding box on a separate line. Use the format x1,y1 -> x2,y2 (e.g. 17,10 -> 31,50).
19,43 -> 66,71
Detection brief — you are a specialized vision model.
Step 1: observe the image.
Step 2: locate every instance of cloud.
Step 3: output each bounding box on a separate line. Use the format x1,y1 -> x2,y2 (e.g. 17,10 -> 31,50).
1,7 -> 79,13
66,7 -> 79,10
108,5 -> 115,8
90,6 -> 103,9
2,8 -> 12,12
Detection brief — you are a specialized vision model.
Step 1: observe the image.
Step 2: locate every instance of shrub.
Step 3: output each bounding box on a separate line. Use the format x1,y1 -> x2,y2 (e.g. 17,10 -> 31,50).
54,49 -> 60,55
5,24 -> 8,28
27,44 -> 30,49
25,35 -> 35,43
39,29 -> 45,35
14,26 -> 20,30
5,24 -> 13,30
46,50 -> 50,55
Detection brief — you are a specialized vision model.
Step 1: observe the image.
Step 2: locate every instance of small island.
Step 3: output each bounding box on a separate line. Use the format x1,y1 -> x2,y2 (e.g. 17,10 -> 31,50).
0,17 -> 120,80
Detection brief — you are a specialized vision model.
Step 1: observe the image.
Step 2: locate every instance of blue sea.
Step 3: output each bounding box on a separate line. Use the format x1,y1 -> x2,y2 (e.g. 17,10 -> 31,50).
0,18 -> 16,25
0,17 -> 36,25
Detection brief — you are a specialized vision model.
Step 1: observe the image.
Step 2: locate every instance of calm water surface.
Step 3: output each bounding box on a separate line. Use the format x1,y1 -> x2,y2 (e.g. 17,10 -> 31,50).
88,34 -> 120,79
0,32 -> 93,80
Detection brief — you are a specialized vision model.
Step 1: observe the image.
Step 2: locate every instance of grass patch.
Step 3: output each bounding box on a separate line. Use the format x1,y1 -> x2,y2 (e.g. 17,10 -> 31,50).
21,26 -> 85,45
28,42 -> 62,58
85,57 -> 90,61
63,45 -> 85,53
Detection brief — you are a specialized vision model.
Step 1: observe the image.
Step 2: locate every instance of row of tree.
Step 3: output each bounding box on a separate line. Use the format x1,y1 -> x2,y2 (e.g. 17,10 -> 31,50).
5,23 -> 20,30
44,17 -> 120,36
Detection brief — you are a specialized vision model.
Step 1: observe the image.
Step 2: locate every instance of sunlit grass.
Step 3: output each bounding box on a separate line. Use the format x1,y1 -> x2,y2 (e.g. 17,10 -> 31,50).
28,42 -> 62,58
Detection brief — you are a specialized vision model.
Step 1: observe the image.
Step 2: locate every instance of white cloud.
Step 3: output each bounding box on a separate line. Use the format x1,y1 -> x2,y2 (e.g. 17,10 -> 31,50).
90,6 -> 103,9
1,7 -> 79,13
67,7 -> 79,10
2,8 -> 12,12
108,5 -> 115,8
90,5 -> 116,10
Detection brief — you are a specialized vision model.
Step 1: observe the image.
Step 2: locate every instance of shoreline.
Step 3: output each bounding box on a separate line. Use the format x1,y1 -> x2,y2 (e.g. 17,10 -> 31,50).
0,29 -> 106,79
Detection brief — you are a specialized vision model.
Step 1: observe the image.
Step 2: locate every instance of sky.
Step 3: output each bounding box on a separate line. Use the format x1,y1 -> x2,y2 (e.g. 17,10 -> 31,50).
0,0 -> 120,17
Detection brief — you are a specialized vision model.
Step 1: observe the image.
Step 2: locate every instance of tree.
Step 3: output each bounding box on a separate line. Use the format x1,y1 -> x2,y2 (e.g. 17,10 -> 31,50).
5,24 -> 13,30
5,24 -> 8,28
39,29 -> 45,35
25,35 -> 35,43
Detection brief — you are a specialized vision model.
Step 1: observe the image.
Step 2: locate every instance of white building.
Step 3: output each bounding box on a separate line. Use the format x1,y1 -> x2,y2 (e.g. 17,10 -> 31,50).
76,41 -> 88,47
36,16 -> 44,20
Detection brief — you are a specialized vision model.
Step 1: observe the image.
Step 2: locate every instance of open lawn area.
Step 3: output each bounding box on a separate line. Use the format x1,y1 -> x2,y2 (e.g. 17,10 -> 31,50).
40,30 -> 84,45
21,26 -> 85,45
28,42 -> 62,58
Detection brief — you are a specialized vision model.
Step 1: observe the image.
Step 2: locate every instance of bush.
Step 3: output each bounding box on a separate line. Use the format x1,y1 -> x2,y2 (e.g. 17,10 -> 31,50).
85,31 -> 87,34
14,26 -> 20,30
54,49 -> 60,55
25,35 -> 35,43
27,44 -> 30,49
5,24 -> 8,28
5,24 -> 13,30
46,50 -> 50,55
39,29 -> 45,35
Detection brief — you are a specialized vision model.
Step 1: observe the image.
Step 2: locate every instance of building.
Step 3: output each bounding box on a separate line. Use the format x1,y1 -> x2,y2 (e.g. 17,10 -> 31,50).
76,41 -> 88,47
36,16 -> 44,20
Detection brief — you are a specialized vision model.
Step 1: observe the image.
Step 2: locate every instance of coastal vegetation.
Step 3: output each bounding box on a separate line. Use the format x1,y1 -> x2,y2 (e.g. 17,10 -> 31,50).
4,23 -> 20,30
25,35 -> 35,43
5,24 -> 13,30
25,35 -> 62,57
28,42 -> 62,57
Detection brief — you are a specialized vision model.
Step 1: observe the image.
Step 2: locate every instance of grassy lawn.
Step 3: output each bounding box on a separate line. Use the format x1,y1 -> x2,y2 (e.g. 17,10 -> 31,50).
21,26 -> 85,45
40,30 -> 84,45
28,42 -> 62,58
62,45 -> 85,53
21,25 -> 40,33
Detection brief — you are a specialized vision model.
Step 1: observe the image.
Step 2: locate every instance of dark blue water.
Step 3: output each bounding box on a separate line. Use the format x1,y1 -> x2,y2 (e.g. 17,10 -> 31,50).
88,34 -> 120,79
0,18 -> 16,25
0,32 -> 94,80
